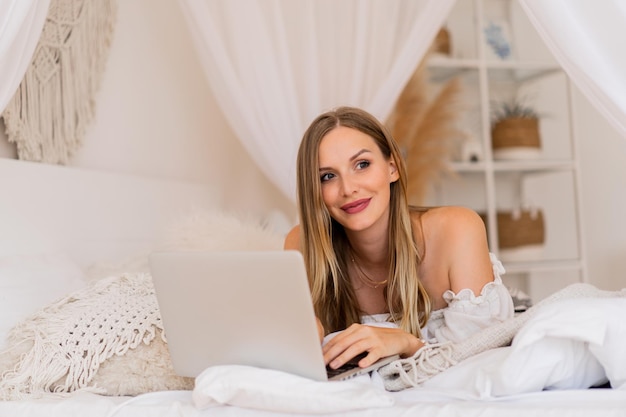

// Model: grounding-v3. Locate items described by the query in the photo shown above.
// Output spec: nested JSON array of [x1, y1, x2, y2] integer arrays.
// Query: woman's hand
[[322, 323, 424, 370]]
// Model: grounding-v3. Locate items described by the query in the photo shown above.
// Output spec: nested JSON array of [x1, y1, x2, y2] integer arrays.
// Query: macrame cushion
[[0, 273, 193, 399], [0, 209, 286, 399]]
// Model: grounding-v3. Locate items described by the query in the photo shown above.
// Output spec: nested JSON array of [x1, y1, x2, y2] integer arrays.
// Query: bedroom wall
[[0, 0, 297, 230], [573, 88, 626, 291]]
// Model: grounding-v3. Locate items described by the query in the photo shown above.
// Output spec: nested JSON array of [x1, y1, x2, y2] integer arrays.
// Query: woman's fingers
[[323, 324, 386, 369], [323, 324, 423, 369]]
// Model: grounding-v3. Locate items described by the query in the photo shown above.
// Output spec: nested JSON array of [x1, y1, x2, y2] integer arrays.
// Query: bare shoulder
[[416, 206, 485, 235], [411, 205, 489, 260], [419, 206, 493, 296], [284, 224, 301, 251]]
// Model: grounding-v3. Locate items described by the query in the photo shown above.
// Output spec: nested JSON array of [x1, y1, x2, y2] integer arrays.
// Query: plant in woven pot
[[490, 99, 541, 160]]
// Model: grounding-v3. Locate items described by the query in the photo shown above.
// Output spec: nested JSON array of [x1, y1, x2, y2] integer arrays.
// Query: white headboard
[[0, 158, 216, 268]]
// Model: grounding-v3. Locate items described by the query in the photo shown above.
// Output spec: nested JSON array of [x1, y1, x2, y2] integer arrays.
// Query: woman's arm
[[440, 206, 494, 295], [422, 206, 514, 343]]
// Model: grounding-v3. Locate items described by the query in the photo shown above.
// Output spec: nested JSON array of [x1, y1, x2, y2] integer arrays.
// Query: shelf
[[427, 58, 480, 82], [447, 161, 486, 172], [428, 57, 561, 83], [424, 0, 587, 300], [502, 259, 584, 275], [493, 159, 575, 172], [487, 66, 562, 83], [448, 159, 575, 173]]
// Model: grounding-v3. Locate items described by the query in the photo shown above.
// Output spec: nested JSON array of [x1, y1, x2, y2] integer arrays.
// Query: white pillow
[[193, 365, 394, 413], [0, 253, 86, 349]]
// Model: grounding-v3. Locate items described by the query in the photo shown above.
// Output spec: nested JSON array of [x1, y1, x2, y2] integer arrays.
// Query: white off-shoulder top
[[360, 253, 515, 344]]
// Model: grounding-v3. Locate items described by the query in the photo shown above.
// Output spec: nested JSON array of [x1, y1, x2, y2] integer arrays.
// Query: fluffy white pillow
[[0, 253, 86, 349]]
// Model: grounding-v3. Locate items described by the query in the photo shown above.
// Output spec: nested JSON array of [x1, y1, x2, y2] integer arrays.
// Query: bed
[[1, 158, 625, 417]]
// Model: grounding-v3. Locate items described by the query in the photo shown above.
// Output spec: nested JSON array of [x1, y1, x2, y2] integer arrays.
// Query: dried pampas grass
[[387, 57, 465, 205]]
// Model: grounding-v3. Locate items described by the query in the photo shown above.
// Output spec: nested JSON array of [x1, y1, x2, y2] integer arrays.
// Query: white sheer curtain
[[519, 0, 626, 139], [177, 0, 454, 201], [0, 0, 49, 113]]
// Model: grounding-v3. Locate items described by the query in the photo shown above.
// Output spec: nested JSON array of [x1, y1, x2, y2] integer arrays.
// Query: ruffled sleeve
[[423, 253, 515, 343]]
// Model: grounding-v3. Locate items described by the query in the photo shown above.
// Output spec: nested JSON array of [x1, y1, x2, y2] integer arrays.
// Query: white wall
[[574, 87, 626, 291], [0, 0, 296, 226]]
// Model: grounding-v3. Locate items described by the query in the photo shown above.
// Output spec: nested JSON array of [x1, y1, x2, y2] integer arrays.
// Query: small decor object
[[460, 135, 483, 163], [483, 19, 512, 60], [491, 100, 541, 160]]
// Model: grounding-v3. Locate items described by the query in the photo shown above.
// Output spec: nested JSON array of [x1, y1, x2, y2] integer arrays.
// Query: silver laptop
[[149, 250, 399, 381]]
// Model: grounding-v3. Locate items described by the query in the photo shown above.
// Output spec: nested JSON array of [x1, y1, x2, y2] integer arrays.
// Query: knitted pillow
[[0, 209, 286, 399], [0, 273, 192, 399]]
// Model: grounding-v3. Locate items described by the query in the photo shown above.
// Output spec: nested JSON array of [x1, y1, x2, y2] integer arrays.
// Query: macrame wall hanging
[[2, 0, 117, 164]]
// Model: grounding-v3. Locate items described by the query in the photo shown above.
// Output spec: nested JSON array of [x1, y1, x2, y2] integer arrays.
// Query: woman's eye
[[356, 160, 370, 170], [320, 172, 334, 182]]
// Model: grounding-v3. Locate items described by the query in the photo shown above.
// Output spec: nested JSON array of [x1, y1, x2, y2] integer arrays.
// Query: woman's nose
[[340, 175, 357, 196]]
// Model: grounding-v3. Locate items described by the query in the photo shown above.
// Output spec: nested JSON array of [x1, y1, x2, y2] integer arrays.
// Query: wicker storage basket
[[491, 117, 541, 151], [497, 209, 545, 249], [480, 209, 545, 249]]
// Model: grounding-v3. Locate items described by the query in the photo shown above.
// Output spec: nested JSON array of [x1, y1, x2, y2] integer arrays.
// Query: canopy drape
[[519, 0, 626, 139], [3, 0, 626, 200], [0, 0, 50, 113], [176, 0, 455, 201]]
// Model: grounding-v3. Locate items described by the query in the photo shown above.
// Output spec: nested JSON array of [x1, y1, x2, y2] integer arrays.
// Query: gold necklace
[[350, 252, 389, 289]]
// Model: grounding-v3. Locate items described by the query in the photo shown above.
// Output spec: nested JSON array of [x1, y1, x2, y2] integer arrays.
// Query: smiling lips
[[341, 198, 371, 214]]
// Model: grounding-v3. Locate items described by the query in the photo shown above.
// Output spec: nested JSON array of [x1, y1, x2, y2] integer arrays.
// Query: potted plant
[[490, 99, 541, 160]]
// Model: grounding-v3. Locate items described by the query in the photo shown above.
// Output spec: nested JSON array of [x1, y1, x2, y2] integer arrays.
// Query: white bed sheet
[[1, 388, 625, 417]]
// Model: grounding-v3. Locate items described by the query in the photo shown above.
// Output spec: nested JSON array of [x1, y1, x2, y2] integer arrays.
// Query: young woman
[[284, 106, 514, 372]]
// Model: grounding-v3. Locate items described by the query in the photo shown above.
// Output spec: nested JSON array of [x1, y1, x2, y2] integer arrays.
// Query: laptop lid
[[149, 250, 329, 381]]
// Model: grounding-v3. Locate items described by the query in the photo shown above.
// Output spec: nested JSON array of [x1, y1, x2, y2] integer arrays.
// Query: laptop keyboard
[[326, 352, 367, 379]]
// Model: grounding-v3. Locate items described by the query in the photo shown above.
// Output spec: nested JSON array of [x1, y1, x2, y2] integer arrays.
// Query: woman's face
[[318, 126, 399, 234]]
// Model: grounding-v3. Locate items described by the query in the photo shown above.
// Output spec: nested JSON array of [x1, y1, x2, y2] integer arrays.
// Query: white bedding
[[1, 385, 625, 417], [182, 296, 626, 415], [5, 294, 622, 417]]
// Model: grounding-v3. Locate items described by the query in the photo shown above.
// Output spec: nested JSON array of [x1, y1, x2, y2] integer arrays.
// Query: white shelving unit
[[424, 0, 587, 301]]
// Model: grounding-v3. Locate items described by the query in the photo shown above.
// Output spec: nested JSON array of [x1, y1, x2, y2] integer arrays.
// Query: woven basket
[[491, 117, 541, 150], [480, 209, 545, 249], [497, 210, 545, 249]]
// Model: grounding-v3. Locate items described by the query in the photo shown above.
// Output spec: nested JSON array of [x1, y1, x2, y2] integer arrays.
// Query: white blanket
[[417, 297, 626, 397], [192, 296, 626, 412]]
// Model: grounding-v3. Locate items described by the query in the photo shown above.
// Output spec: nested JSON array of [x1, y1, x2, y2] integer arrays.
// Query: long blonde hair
[[296, 106, 431, 337]]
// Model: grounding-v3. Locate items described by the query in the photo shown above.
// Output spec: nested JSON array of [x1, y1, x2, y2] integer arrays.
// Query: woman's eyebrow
[[319, 149, 372, 172], [350, 149, 371, 161]]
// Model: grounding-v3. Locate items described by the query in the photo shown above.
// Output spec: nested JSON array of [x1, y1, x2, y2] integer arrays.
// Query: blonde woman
[[284, 106, 514, 372]]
